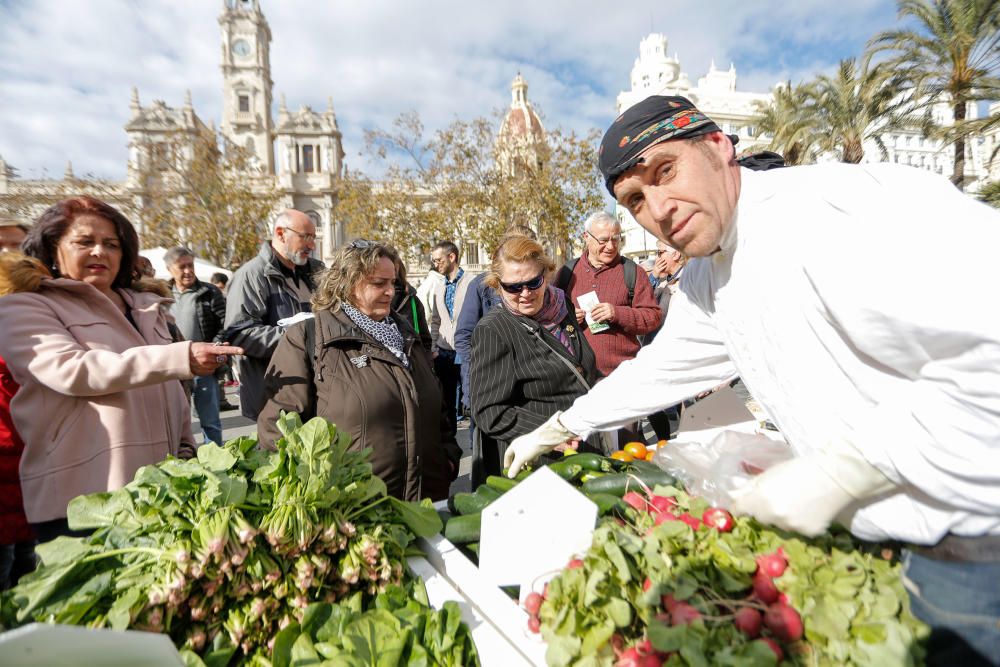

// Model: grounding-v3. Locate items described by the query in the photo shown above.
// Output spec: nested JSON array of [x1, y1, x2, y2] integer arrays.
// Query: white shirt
[[562, 163, 1000, 544]]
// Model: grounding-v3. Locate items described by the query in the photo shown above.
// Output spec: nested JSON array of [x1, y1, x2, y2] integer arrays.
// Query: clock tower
[[219, 0, 275, 174]]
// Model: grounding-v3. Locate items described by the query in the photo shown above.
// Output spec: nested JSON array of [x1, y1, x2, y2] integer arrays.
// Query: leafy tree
[[135, 128, 283, 268], [751, 82, 820, 165], [976, 178, 1000, 205], [336, 111, 603, 265], [809, 55, 908, 163], [870, 0, 1000, 186]]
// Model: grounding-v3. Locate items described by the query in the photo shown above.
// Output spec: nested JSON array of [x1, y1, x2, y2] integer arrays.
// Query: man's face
[[0, 226, 26, 253], [275, 213, 316, 266], [168, 256, 198, 290], [430, 248, 456, 275], [583, 220, 622, 267], [613, 132, 738, 257]]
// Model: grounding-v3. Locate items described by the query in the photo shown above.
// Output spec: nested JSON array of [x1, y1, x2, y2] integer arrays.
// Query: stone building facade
[[1, 0, 345, 262]]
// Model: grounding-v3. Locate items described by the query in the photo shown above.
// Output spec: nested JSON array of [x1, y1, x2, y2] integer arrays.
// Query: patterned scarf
[[504, 284, 574, 354], [341, 302, 409, 368]]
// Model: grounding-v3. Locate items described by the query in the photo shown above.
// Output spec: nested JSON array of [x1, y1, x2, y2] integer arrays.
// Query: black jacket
[[168, 279, 226, 343], [469, 304, 598, 445]]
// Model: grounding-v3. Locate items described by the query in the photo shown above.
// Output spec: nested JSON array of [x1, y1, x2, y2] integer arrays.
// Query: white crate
[[415, 532, 548, 666]]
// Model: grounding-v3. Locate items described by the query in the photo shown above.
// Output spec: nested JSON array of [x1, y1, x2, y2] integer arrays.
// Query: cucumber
[[444, 512, 481, 544], [627, 459, 665, 475], [584, 492, 625, 515], [580, 470, 678, 497], [452, 492, 486, 516], [485, 476, 518, 493], [570, 452, 617, 473]]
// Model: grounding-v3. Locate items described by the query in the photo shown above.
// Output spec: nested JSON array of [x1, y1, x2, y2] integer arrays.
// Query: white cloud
[[0, 0, 899, 180]]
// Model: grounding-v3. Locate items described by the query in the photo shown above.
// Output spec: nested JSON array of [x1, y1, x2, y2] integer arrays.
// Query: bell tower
[[218, 0, 275, 174]]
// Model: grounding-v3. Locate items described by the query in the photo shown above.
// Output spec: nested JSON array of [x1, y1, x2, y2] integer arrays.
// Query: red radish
[[661, 593, 679, 611], [702, 508, 735, 532], [764, 603, 803, 641], [527, 616, 540, 633], [654, 511, 679, 526], [611, 633, 625, 653], [758, 637, 784, 661], [670, 602, 701, 626], [756, 551, 788, 578], [634, 638, 653, 655], [524, 592, 543, 615], [615, 647, 642, 667], [567, 558, 584, 570], [650, 495, 677, 513], [678, 513, 702, 530], [636, 656, 662, 667], [752, 570, 779, 604], [778, 592, 789, 605], [733, 607, 762, 638], [643, 577, 653, 592], [623, 491, 648, 512]]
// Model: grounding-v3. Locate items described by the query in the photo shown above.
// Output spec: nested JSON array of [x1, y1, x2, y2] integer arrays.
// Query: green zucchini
[[569, 452, 617, 473], [546, 460, 584, 482], [580, 470, 678, 497], [627, 459, 665, 475], [474, 484, 503, 503], [444, 512, 481, 544], [485, 476, 518, 493], [584, 492, 625, 515], [452, 492, 485, 516]]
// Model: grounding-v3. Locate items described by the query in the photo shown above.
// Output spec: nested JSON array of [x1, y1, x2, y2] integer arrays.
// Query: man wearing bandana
[[505, 96, 1000, 664]]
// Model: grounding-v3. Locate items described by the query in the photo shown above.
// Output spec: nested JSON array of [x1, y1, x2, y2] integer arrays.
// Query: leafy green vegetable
[[2, 414, 477, 666]]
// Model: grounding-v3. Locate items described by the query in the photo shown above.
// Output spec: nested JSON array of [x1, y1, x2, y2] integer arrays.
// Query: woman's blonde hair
[[311, 241, 400, 313], [484, 237, 555, 290]]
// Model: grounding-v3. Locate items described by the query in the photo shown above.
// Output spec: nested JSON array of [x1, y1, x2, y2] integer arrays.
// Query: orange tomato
[[657, 439, 669, 448], [623, 442, 648, 460], [645, 450, 656, 462], [610, 450, 633, 462]]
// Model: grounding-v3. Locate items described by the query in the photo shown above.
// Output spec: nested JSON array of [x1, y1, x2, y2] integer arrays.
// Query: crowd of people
[[0, 92, 997, 664]]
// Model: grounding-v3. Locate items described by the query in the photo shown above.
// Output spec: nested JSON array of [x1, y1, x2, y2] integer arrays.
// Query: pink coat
[[0, 257, 195, 523]]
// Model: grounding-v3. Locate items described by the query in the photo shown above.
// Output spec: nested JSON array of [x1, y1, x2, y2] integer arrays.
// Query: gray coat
[[224, 241, 324, 418]]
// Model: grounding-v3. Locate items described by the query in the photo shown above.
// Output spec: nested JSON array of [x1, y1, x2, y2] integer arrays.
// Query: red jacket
[[0, 355, 33, 544]]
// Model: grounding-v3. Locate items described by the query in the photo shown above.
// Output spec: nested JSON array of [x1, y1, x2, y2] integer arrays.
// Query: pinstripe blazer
[[469, 304, 599, 445]]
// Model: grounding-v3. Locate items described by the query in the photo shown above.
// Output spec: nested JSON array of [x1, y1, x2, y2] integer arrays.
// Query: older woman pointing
[[0, 196, 242, 542], [257, 240, 460, 501]]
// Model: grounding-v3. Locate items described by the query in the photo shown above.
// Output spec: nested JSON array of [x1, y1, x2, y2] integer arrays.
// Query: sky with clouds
[[0, 0, 901, 181]]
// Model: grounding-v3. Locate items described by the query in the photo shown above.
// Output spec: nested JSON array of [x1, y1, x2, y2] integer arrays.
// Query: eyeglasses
[[349, 239, 374, 249], [499, 272, 545, 294], [284, 226, 317, 242], [585, 230, 623, 247]]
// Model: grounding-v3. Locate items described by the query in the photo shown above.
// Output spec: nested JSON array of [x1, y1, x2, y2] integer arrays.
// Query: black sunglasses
[[499, 272, 545, 294]]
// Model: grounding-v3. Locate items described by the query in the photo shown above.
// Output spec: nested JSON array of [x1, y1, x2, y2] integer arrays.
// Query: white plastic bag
[[653, 430, 793, 507]]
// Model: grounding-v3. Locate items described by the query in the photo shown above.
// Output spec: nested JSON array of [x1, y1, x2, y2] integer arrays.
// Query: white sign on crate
[[479, 466, 598, 588]]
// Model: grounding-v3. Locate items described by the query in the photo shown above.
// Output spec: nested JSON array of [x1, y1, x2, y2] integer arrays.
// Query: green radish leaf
[[387, 497, 442, 538], [197, 443, 238, 471]]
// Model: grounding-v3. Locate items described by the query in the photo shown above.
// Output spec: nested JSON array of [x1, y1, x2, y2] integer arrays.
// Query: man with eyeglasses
[[224, 209, 325, 419], [555, 211, 661, 379]]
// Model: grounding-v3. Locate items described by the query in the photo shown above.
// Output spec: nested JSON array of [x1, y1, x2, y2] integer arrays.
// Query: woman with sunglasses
[[256, 240, 461, 501], [468, 237, 602, 480]]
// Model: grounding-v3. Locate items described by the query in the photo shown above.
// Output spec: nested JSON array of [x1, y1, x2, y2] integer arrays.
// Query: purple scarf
[[504, 284, 574, 354]]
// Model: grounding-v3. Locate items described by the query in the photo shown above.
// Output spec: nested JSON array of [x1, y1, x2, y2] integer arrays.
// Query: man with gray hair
[[555, 211, 661, 379], [165, 246, 227, 445], [224, 209, 324, 419]]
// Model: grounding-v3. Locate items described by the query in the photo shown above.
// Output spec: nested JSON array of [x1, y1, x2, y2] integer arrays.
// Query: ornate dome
[[499, 73, 545, 145]]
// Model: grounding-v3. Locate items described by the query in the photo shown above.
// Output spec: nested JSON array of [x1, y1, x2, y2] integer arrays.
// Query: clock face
[[232, 39, 252, 57]]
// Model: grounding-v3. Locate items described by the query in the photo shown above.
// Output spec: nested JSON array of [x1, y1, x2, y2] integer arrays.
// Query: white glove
[[504, 411, 577, 478], [730, 451, 896, 537]]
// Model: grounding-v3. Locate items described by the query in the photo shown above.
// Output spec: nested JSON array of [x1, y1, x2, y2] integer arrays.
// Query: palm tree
[[809, 55, 908, 163], [870, 0, 1000, 187], [751, 82, 819, 165]]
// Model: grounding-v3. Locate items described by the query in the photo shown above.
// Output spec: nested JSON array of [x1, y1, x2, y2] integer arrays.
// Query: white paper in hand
[[277, 311, 315, 329], [479, 466, 598, 588]]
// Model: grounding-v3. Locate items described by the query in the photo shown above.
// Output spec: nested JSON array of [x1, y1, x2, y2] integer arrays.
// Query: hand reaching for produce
[[553, 438, 580, 454], [190, 342, 244, 376], [729, 450, 895, 536], [504, 410, 577, 477]]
